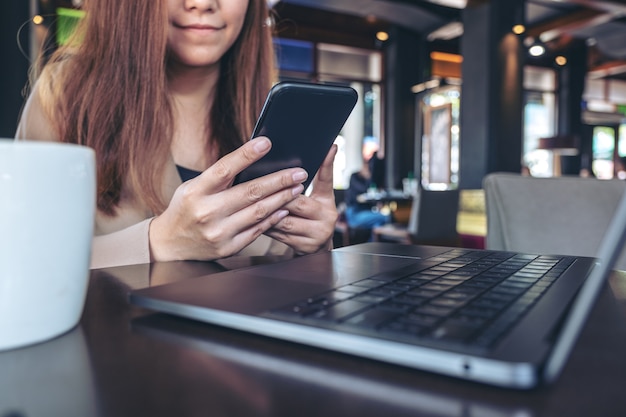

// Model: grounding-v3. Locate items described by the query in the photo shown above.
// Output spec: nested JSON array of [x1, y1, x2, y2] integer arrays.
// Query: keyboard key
[[460, 305, 500, 319], [368, 287, 405, 297], [352, 294, 388, 304], [421, 283, 454, 292], [400, 313, 440, 327], [397, 277, 432, 286], [377, 301, 414, 313], [448, 314, 487, 328], [416, 304, 456, 317], [462, 297, 506, 310], [408, 288, 441, 298], [391, 294, 429, 306], [430, 297, 467, 309], [351, 279, 385, 289], [343, 309, 399, 328], [379, 321, 428, 338]]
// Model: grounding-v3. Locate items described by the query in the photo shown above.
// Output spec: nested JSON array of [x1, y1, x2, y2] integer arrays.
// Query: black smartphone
[[234, 82, 358, 190]]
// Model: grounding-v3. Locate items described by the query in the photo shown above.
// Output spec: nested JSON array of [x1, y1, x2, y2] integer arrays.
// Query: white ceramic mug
[[0, 140, 96, 351]]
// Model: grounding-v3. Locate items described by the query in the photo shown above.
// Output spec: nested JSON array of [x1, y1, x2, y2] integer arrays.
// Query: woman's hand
[[264, 145, 339, 255], [148, 137, 308, 262]]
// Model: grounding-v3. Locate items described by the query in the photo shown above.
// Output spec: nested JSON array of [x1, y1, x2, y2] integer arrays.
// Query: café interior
[[2, 0, 626, 252], [2, 2, 626, 415]]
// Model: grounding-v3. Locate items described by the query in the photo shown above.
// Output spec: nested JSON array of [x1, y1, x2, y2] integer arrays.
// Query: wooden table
[[1, 256, 625, 417]]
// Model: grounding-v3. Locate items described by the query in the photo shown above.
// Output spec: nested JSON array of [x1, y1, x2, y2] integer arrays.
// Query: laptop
[[130, 190, 626, 389]]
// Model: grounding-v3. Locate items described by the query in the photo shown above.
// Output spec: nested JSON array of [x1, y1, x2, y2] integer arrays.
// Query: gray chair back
[[483, 172, 626, 270], [408, 188, 460, 245]]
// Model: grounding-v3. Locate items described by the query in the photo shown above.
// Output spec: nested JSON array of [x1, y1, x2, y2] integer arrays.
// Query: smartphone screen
[[234, 82, 358, 190]]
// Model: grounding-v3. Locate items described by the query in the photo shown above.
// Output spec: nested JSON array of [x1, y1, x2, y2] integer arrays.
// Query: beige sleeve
[[90, 218, 153, 269], [15, 81, 59, 142]]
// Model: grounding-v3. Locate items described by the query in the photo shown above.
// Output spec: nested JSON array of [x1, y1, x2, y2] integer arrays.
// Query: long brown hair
[[35, 0, 276, 215]]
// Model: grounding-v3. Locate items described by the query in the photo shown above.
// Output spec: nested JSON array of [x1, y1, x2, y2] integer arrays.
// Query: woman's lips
[[175, 22, 225, 31]]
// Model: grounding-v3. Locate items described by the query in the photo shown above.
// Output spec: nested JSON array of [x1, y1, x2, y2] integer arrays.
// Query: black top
[[176, 165, 202, 182]]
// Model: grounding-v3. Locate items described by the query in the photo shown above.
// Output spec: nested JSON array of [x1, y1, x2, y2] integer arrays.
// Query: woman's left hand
[[264, 145, 339, 254]]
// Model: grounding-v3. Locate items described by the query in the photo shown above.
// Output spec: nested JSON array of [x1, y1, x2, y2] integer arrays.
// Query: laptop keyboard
[[271, 249, 575, 349]]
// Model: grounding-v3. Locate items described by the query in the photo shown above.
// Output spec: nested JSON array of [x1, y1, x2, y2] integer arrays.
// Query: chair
[[483, 172, 626, 270], [373, 188, 461, 247]]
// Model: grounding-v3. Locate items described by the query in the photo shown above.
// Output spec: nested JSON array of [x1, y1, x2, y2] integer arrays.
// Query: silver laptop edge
[[132, 295, 537, 388]]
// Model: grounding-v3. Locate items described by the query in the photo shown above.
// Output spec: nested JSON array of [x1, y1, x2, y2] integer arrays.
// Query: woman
[[16, 0, 338, 269]]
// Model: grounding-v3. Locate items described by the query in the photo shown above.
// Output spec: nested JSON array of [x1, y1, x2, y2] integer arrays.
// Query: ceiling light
[[555, 56, 567, 66], [512, 24, 525, 35], [410, 78, 441, 94], [427, 22, 464, 41], [376, 31, 389, 42], [428, 0, 467, 8], [32, 15, 44, 25], [529, 44, 546, 57]]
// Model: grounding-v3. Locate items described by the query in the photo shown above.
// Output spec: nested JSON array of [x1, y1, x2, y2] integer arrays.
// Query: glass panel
[[592, 126, 615, 179], [584, 79, 606, 101], [619, 124, 626, 157], [318, 43, 382, 82], [420, 86, 461, 190], [333, 82, 382, 189], [524, 66, 556, 92], [523, 91, 556, 177], [608, 80, 626, 104], [617, 124, 626, 179]]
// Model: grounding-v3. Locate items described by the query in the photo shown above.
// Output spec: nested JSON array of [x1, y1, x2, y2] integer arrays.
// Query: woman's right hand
[[148, 137, 308, 262]]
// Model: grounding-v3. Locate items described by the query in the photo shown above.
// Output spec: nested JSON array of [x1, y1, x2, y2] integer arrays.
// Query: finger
[[279, 194, 316, 219], [224, 168, 307, 214], [229, 208, 291, 251], [309, 144, 338, 197], [225, 181, 305, 233], [265, 215, 331, 254], [195, 136, 273, 190]]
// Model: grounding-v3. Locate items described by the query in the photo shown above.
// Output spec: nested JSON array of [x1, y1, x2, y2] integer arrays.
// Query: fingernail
[[277, 209, 289, 219], [292, 170, 308, 182], [253, 137, 271, 153], [292, 184, 304, 195]]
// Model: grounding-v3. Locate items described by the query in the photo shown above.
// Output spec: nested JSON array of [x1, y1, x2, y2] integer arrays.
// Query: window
[[420, 86, 461, 190], [523, 66, 557, 177], [273, 38, 314, 74], [593, 126, 615, 179]]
